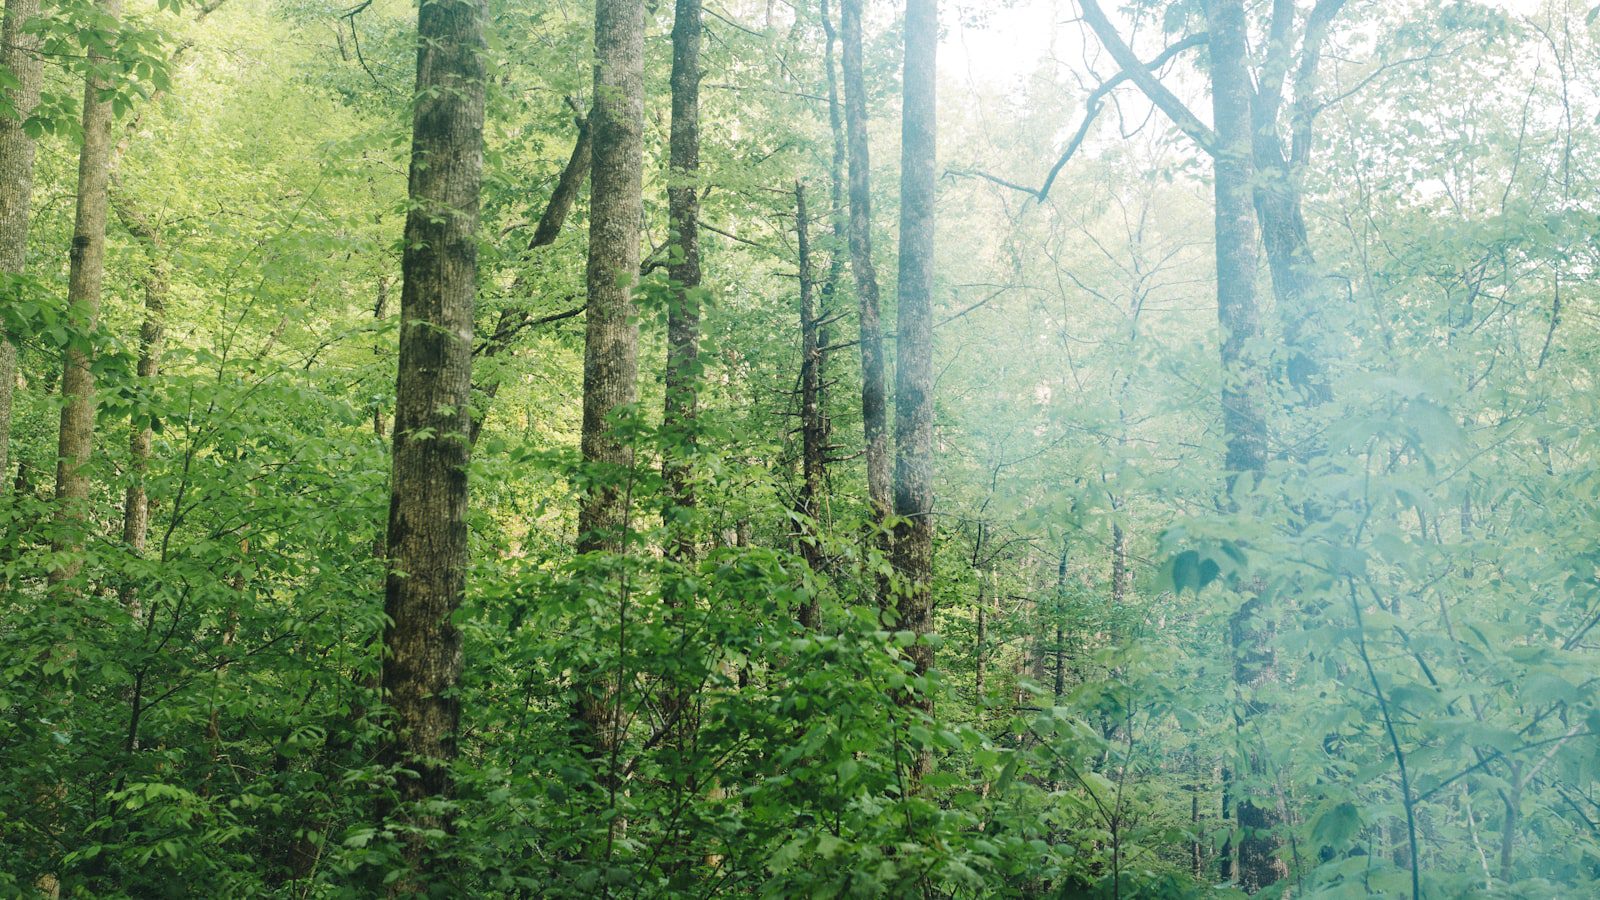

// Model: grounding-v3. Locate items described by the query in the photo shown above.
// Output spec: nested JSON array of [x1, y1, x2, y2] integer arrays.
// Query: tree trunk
[[816, 0, 844, 507], [0, 0, 42, 489], [839, 0, 889, 526], [112, 200, 166, 617], [378, 0, 486, 865], [1251, 0, 1345, 413], [890, 0, 937, 783], [661, 0, 703, 559], [1207, 1, 1280, 891], [1252, 156, 1324, 405], [973, 574, 987, 707], [795, 182, 825, 628], [819, 0, 846, 381], [50, 0, 122, 587], [1053, 544, 1068, 701], [1110, 520, 1129, 605], [578, 0, 644, 557], [575, 0, 645, 771], [373, 275, 389, 441]]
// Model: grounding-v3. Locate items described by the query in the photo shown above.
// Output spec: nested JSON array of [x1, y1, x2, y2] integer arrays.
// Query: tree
[[891, 0, 937, 776], [50, 0, 122, 586], [379, 0, 488, 864], [0, 0, 42, 488], [578, 0, 645, 557], [110, 198, 165, 616], [1252, 0, 1348, 411], [1077, 0, 1277, 887], [794, 180, 824, 627], [575, 0, 645, 769], [839, 0, 890, 530], [662, 0, 704, 558]]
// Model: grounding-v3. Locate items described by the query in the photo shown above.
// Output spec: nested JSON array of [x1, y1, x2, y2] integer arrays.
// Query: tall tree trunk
[[819, 0, 846, 381], [890, 0, 937, 782], [662, 0, 703, 559], [839, 0, 889, 527], [578, 0, 644, 557], [1207, 0, 1280, 891], [795, 181, 825, 628], [111, 200, 166, 617], [817, 0, 845, 506], [378, 0, 486, 866], [50, 0, 122, 587], [575, 0, 645, 769], [0, 0, 42, 489]]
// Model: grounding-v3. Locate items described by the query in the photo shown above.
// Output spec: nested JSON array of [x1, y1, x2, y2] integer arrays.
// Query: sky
[[943, 0, 1558, 91]]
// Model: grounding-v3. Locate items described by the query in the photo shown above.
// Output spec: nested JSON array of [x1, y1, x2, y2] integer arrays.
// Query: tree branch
[[952, 32, 1207, 202], [1077, 0, 1218, 157]]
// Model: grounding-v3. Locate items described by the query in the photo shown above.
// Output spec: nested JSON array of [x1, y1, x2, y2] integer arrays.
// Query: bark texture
[[0, 0, 42, 487], [577, 0, 645, 557], [51, 0, 122, 586], [380, 0, 487, 848], [891, 0, 937, 779], [1207, 3, 1267, 485], [839, 0, 890, 523], [575, 0, 645, 770], [1206, 1, 1281, 891], [661, 0, 703, 556]]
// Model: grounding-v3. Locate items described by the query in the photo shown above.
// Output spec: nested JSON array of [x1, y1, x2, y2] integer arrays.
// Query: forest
[[0, 0, 1597, 895]]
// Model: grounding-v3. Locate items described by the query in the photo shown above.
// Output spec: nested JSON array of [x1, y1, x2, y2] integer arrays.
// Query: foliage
[[2, 0, 1599, 896]]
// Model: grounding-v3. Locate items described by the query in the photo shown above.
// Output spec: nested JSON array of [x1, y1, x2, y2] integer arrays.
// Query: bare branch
[[1077, 0, 1218, 157]]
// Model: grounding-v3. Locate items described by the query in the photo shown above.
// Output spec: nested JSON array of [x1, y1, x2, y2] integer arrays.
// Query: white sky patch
[[943, 0, 1557, 91]]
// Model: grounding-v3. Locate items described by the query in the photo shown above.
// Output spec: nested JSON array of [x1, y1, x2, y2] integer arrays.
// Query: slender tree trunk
[[662, 0, 703, 559], [373, 275, 389, 441], [890, 0, 937, 782], [50, 0, 122, 586], [973, 574, 987, 706], [575, 0, 645, 769], [1499, 770, 1521, 881], [819, 0, 847, 381], [839, 0, 889, 527], [1110, 520, 1129, 605], [0, 0, 42, 489], [378, 0, 486, 866], [659, 4, 706, 866], [1053, 544, 1068, 701], [1207, 1, 1280, 892], [817, 0, 845, 517], [112, 200, 166, 617], [795, 182, 827, 629]]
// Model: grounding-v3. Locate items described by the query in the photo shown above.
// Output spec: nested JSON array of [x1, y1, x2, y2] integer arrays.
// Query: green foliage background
[[1, 0, 1598, 896]]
